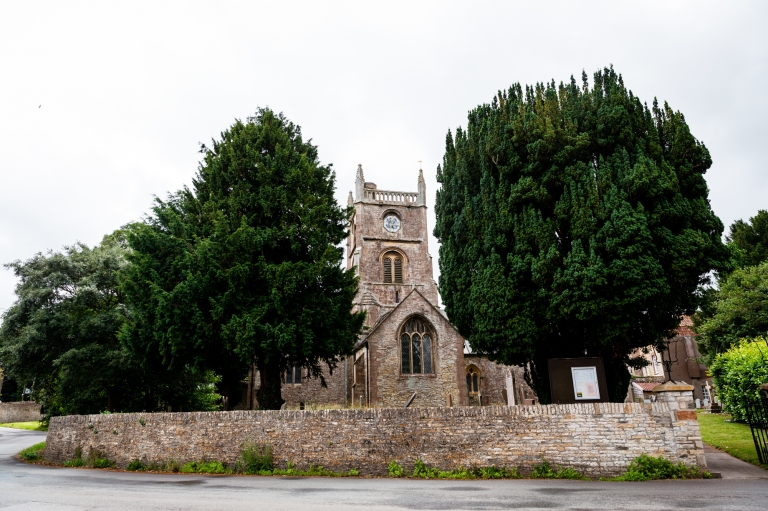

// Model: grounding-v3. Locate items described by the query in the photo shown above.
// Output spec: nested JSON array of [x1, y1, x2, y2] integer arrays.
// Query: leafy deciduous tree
[[434, 67, 728, 402], [695, 262, 768, 362], [0, 233, 216, 416]]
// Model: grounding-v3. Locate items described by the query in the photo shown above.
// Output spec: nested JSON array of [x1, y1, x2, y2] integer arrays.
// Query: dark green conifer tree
[[120, 109, 364, 410], [434, 67, 728, 402]]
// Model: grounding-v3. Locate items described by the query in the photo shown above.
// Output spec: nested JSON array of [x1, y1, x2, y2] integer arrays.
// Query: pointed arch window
[[383, 252, 403, 283], [400, 317, 434, 374], [466, 366, 480, 395]]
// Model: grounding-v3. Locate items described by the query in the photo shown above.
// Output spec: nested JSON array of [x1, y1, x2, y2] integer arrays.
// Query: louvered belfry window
[[400, 317, 434, 374], [382, 252, 403, 283], [394, 258, 402, 282]]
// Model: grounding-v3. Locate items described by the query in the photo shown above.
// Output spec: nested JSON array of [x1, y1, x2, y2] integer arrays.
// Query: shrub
[[19, 442, 46, 462], [388, 461, 404, 477], [181, 460, 229, 474], [126, 459, 147, 471], [92, 456, 115, 469], [608, 454, 700, 481], [531, 460, 587, 480], [197, 461, 227, 474], [710, 337, 768, 422], [235, 441, 273, 474]]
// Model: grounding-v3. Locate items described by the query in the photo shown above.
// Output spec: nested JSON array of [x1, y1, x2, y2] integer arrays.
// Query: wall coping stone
[[652, 381, 694, 392]]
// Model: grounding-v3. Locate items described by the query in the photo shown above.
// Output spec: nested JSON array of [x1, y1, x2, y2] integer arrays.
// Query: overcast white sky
[[1, 1, 767, 313]]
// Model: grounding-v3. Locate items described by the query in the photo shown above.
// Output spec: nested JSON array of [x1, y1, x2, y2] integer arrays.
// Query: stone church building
[[243, 165, 535, 410]]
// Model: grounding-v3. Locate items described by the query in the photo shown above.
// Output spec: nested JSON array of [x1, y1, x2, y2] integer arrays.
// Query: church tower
[[345, 164, 467, 408], [346, 164, 439, 327]]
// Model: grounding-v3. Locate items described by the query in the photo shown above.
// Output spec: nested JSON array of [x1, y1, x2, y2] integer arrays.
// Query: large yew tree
[[434, 68, 728, 402], [121, 109, 364, 410]]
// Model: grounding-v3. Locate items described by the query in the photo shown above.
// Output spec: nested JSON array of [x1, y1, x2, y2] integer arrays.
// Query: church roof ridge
[[356, 288, 462, 346]]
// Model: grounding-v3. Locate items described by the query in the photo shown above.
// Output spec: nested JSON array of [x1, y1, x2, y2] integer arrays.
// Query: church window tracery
[[400, 317, 434, 374]]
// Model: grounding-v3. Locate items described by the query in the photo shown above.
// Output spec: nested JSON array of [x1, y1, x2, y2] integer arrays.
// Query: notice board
[[547, 357, 609, 404]]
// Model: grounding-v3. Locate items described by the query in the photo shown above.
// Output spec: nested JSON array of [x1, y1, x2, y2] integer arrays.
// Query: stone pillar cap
[[652, 381, 694, 393]]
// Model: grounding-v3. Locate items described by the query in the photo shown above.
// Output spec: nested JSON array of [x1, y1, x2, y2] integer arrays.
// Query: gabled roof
[[354, 288, 463, 350]]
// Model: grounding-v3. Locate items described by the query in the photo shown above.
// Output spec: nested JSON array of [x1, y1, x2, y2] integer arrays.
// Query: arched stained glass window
[[400, 317, 434, 374]]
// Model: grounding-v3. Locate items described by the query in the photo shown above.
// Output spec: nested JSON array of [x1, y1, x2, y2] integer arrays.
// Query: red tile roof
[[634, 382, 661, 392], [676, 315, 695, 337]]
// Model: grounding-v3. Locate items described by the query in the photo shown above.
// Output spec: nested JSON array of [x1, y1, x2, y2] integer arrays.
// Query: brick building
[[242, 166, 533, 409], [628, 317, 714, 405]]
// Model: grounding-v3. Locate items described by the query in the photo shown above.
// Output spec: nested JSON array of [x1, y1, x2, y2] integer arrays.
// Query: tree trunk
[[526, 357, 552, 405], [257, 360, 284, 410], [603, 353, 631, 403], [247, 362, 255, 410]]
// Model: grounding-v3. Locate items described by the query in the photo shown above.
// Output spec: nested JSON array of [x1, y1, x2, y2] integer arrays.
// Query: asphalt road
[[1, 427, 766, 511]]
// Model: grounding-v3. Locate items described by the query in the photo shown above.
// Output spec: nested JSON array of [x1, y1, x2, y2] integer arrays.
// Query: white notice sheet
[[571, 366, 600, 400]]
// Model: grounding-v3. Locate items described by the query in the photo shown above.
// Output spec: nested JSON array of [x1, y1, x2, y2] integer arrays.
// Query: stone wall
[[281, 363, 349, 409], [45, 403, 706, 477], [0, 402, 41, 423]]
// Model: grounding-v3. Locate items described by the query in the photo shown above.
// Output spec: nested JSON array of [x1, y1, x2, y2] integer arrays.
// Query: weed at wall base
[[531, 460, 588, 480], [388, 461, 404, 477], [234, 440, 273, 474], [126, 460, 147, 471], [389, 459, 522, 479], [181, 461, 227, 474], [601, 454, 706, 481]]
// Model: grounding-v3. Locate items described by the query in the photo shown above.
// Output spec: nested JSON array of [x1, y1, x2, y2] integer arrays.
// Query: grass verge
[[18, 442, 46, 462], [0, 421, 47, 431], [697, 411, 768, 469]]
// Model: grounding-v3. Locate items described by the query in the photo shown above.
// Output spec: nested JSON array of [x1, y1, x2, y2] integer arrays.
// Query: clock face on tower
[[383, 214, 401, 233]]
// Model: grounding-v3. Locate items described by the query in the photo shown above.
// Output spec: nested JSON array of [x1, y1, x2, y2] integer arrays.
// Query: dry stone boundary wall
[[0, 402, 41, 423], [45, 403, 706, 477]]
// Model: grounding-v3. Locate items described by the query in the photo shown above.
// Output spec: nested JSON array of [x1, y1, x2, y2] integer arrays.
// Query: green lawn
[[697, 411, 767, 469], [0, 421, 47, 431]]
